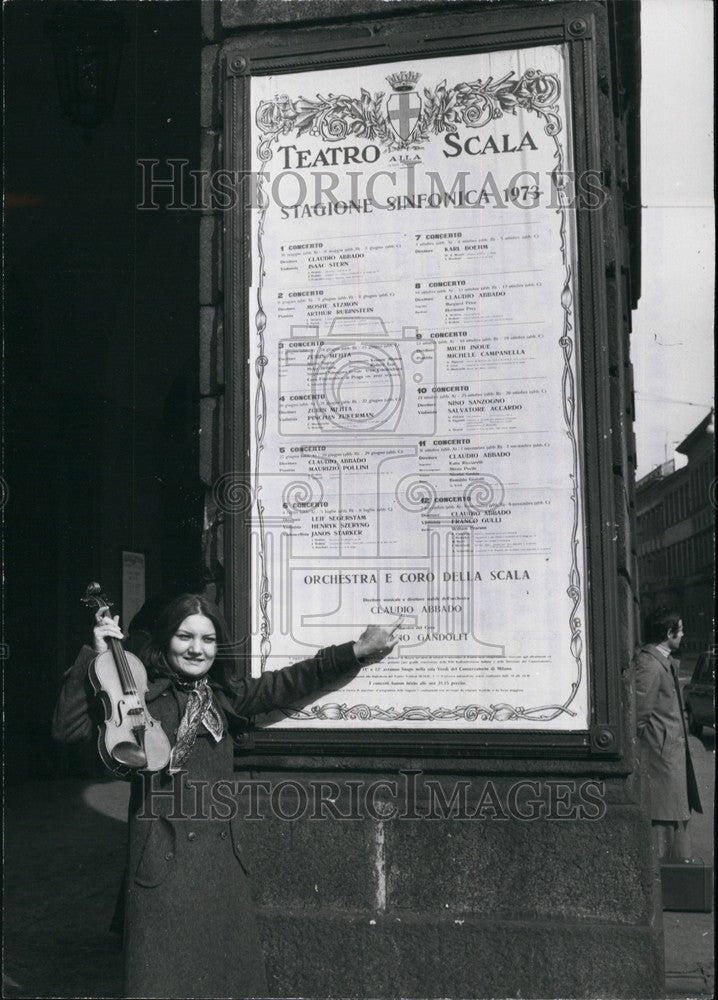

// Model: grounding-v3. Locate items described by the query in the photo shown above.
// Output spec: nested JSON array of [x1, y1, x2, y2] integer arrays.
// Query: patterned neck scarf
[[168, 676, 224, 773]]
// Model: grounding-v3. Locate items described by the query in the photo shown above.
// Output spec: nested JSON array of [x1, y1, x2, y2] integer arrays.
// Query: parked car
[[683, 650, 716, 737]]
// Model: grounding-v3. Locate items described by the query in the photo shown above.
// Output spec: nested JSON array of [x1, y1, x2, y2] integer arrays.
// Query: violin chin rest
[[112, 742, 148, 768]]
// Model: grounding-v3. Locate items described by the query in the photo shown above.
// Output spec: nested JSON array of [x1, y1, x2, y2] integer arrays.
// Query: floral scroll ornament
[[284, 701, 577, 722], [255, 68, 562, 157]]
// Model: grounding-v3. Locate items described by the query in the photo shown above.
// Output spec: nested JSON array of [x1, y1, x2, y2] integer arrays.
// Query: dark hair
[[644, 606, 682, 644], [128, 592, 175, 633], [143, 594, 238, 687]]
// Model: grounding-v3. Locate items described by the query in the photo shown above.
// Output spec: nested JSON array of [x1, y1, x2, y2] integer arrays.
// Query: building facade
[[5, 1, 677, 996], [636, 411, 716, 655]]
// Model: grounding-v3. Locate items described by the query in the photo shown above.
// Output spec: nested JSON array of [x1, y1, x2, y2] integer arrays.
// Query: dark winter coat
[[633, 643, 702, 822], [52, 642, 360, 999]]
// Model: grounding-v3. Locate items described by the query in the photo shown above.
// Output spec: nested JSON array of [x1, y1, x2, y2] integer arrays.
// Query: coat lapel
[[145, 677, 173, 703], [642, 644, 672, 673]]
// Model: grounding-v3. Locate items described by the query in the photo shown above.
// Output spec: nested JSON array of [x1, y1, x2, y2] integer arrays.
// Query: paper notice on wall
[[244, 44, 590, 730]]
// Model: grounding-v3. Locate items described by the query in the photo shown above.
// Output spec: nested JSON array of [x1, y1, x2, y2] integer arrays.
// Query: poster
[[248, 44, 590, 730]]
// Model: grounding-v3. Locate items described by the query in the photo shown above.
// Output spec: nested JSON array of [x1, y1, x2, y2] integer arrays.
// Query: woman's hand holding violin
[[93, 614, 124, 654], [353, 620, 402, 666]]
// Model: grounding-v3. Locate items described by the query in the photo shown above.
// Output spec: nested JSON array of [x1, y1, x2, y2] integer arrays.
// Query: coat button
[[220, 831, 228, 839], [187, 831, 196, 841], [235, 843, 242, 851], [165, 851, 174, 860], [184, 779, 192, 788]]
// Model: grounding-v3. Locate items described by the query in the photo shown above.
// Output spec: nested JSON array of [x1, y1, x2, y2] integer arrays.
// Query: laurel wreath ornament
[[255, 69, 561, 158]]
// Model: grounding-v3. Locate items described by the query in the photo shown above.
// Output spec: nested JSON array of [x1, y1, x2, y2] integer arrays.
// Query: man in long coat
[[634, 606, 702, 860]]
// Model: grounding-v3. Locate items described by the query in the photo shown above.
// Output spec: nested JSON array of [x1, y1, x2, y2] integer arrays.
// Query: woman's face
[[167, 614, 217, 679]]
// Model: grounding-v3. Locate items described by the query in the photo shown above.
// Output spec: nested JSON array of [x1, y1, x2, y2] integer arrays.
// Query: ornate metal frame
[[220, 2, 627, 769]]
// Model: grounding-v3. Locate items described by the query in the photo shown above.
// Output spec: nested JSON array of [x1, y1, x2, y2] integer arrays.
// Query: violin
[[82, 582, 171, 774]]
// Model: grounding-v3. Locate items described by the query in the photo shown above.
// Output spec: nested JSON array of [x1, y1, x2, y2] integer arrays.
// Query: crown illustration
[[386, 70, 420, 92]]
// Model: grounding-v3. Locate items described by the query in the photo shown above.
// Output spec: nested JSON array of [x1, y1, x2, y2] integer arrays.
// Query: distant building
[[636, 411, 716, 654]]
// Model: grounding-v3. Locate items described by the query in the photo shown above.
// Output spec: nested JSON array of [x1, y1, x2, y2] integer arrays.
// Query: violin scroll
[[82, 582, 113, 624]]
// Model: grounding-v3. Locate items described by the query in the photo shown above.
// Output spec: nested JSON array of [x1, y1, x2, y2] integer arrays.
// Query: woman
[[53, 593, 399, 999]]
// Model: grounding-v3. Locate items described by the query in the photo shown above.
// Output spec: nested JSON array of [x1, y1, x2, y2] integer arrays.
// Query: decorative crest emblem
[[386, 71, 422, 141], [386, 70, 420, 92]]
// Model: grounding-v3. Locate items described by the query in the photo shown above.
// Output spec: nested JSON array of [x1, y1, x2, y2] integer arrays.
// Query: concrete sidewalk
[[663, 729, 715, 999], [3, 779, 127, 998], [3, 755, 714, 999]]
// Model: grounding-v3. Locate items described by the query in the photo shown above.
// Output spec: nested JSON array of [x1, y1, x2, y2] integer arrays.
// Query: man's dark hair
[[644, 606, 682, 644]]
